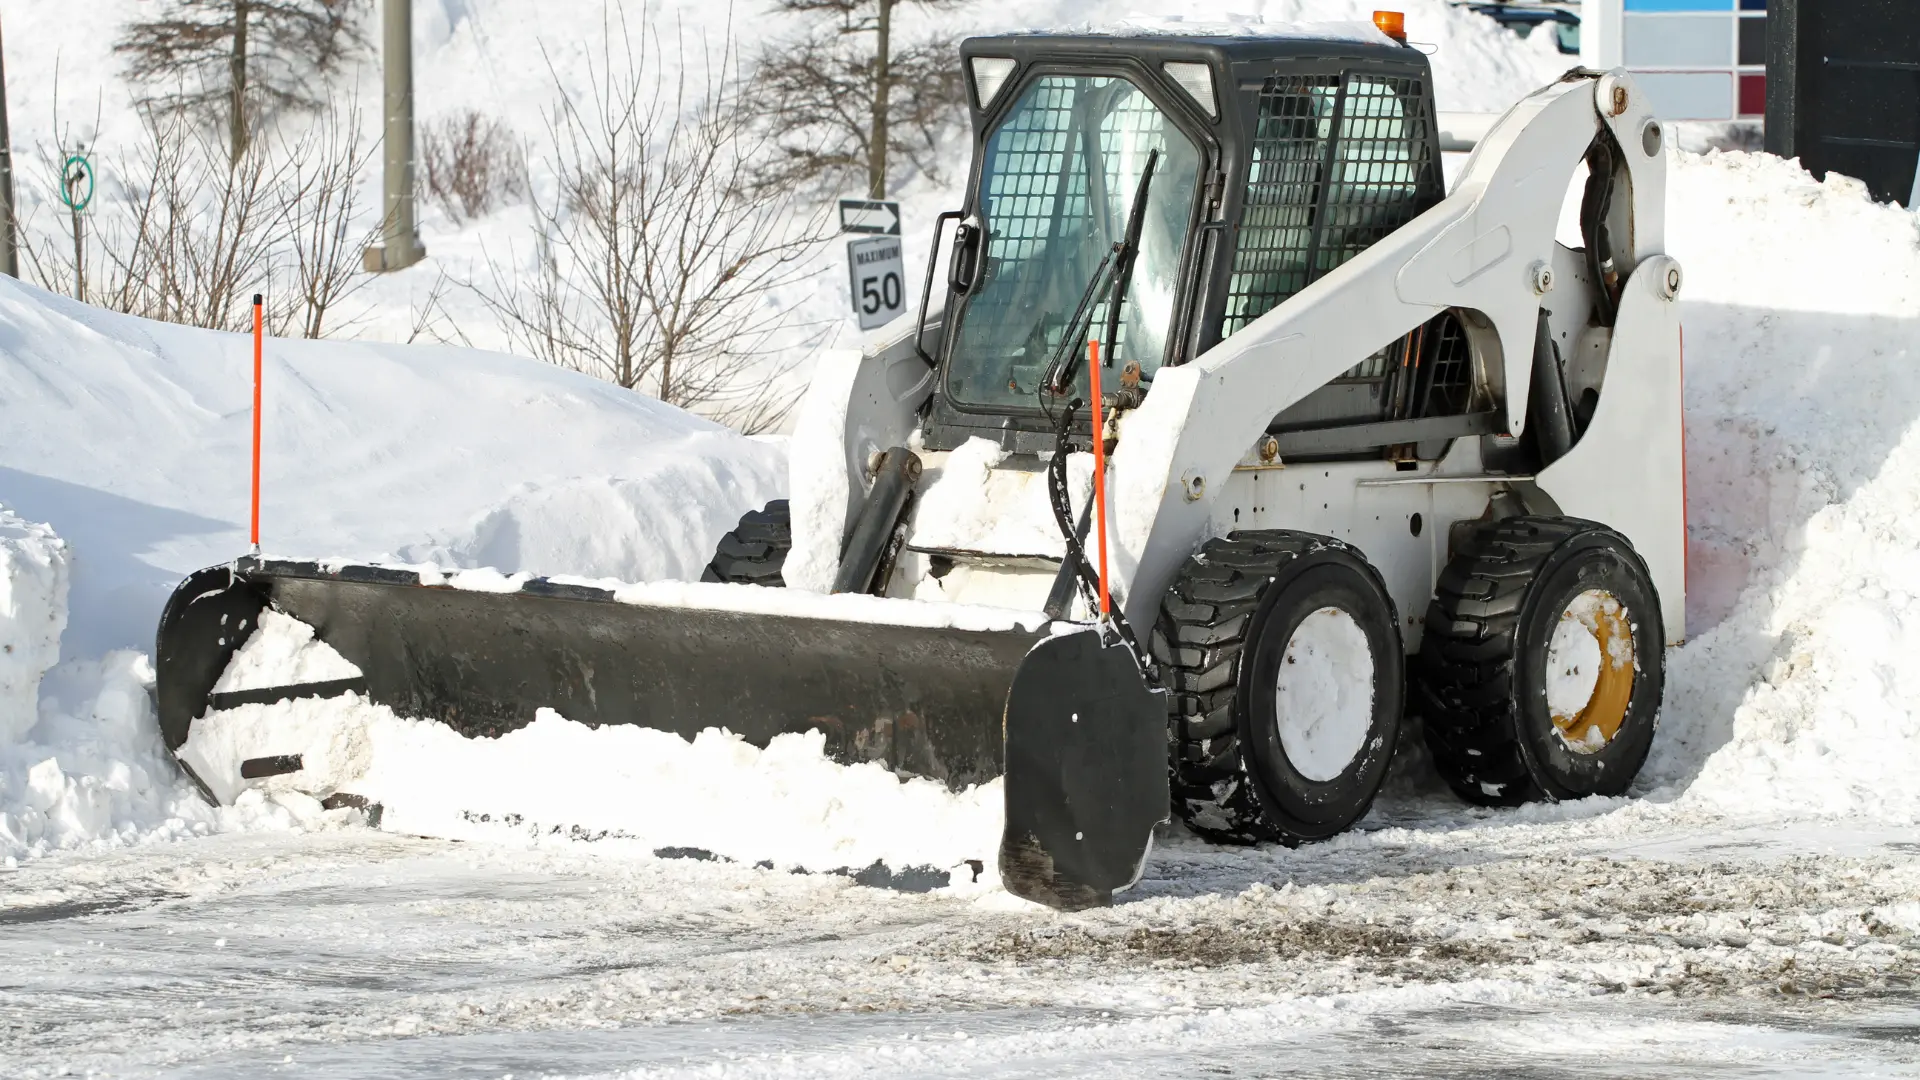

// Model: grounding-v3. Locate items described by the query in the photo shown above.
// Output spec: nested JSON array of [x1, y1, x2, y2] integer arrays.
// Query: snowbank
[[0, 266, 783, 862], [1649, 152, 1920, 821], [0, 276, 785, 658], [0, 510, 356, 862], [0, 507, 67, 743]]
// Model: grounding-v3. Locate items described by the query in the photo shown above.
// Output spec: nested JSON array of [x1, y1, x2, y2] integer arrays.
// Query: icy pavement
[[6, 806, 1920, 1079]]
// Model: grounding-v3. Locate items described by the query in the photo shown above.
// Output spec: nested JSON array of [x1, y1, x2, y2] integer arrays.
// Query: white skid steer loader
[[155, 22, 1684, 910]]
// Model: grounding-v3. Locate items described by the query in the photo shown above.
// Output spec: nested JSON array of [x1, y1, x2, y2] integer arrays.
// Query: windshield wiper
[[1044, 148, 1160, 396]]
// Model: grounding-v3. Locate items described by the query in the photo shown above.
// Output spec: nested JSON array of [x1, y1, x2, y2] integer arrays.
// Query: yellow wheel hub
[[1545, 589, 1635, 754]]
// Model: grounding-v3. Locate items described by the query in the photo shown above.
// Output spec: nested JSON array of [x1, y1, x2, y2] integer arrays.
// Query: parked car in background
[[1457, 1, 1581, 55]]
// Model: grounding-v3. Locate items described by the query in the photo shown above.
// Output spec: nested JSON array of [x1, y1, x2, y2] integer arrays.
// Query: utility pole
[[0, 13, 16, 278], [365, 0, 424, 271]]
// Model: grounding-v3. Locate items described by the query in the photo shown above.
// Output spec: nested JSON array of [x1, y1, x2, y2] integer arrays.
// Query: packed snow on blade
[[174, 588, 1014, 892]]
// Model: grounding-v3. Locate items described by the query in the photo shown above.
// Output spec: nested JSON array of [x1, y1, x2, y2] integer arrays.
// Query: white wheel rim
[[1274, 606, 1376, 782], [1546, 589, 1637, 754]]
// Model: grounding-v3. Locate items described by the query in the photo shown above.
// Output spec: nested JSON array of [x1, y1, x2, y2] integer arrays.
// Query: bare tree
[[23, 100, 375, 340], [479, 12, 832, 432], [749, 0, 968, 198], [115, 0, 366, 163], [278, 106, 379, 338], [422, 110, 529, 224]]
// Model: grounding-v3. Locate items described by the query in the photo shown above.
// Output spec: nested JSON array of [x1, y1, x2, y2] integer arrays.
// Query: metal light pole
[[0, 13, 17, 278], [365, 0, 424, 271]]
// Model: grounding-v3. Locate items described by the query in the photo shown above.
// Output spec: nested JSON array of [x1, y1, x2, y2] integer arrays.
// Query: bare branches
[[116, 0, 367, 159], [478, 13, 832, 432], [421, 110, 529, 224], [747, 0, 969, 198], [406, 269, 472, 346], [22, 100, 375, 340], [278, 105, 379, 338]]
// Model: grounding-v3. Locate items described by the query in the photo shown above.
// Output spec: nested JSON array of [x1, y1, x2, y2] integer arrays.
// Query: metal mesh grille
[[975, 77, 1081, 305], [1223, 72, 1439, 339], [971, 76, 1173, 366], [1412, 311, 1473, 417], [1222, 74, 1338, 335], [1377, 310, 1474, 423]]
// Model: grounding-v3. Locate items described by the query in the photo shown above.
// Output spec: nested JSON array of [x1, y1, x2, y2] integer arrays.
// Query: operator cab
[[920, 29, 1459, 458]]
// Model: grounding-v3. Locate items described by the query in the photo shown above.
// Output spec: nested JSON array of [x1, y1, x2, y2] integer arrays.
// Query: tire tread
[[1154, 530, 1368, 844], [1414, 516, 1595, 806], [700, 501, 792, 586]]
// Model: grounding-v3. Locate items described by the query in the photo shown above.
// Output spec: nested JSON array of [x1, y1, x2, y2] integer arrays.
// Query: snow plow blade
[[153, 559, 1166, 908]]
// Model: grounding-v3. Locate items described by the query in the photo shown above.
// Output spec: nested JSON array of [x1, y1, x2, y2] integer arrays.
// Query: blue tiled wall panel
[[1637, 71, 1735, 120], [1625, 13, 1736, 66], [1624, 0, 1734, 10]]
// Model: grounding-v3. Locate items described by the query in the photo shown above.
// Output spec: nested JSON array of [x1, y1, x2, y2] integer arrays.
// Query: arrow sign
[[839, 198, 901, 236]]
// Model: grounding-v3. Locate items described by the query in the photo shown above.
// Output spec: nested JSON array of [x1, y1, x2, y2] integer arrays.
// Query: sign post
[[59, 152, 91, 301], [846, 235, 906, 331]]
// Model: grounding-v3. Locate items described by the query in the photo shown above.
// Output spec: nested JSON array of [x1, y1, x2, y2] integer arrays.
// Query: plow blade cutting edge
[[154, 559, 1168, 908]]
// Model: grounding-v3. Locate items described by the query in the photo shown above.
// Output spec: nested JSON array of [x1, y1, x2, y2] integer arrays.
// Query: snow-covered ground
[[4, 0, 1920, 1075], [7, 821, 1920, 1078]]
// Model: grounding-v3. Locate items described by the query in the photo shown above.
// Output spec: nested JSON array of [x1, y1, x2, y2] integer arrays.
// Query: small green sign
[[59, 154, 93, 212]]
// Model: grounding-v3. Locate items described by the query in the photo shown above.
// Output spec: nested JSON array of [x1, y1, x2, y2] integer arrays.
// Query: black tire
[[700, 501, 791, 586], [1154, 532, 1405, 844], [1416, 516, 1665, 806]]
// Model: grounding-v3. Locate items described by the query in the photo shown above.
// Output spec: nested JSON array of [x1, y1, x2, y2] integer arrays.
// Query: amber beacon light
[[1373, 10, 1407, 43]]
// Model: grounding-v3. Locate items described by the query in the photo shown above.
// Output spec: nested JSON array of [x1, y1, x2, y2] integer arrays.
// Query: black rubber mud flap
[[999, 629, 1168, 911]]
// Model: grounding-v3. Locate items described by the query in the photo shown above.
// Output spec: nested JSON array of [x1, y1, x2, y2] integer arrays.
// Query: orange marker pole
[[251, 293, 262, 554], [1088, 339, 1111, 621]]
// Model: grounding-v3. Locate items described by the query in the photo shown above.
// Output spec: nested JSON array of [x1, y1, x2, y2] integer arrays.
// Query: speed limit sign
[[846, 235, 906, 331]]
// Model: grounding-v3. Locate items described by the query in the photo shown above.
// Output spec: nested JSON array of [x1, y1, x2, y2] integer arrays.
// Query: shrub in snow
[[421, 109, 529, 223]]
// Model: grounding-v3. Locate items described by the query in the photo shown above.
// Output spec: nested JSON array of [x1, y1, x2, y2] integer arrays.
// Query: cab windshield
[[946, 74, 1202, 411]]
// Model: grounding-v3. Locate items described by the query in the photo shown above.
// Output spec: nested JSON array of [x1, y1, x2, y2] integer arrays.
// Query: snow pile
[[182, 607, 1004, 883], [0, 269, 781, 860], [396, 468, 782, 586], [3, 654, 197, 862], [210, 610, 363, 694], [363, 715, 1003, 884], [909, 437, 1093, 558], [0, 515, 357, 862], [0, 507, 190, 861], [1647, 152, 1920, 821], [0, 507, 67, 743], [0, 276, 784, 658]]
